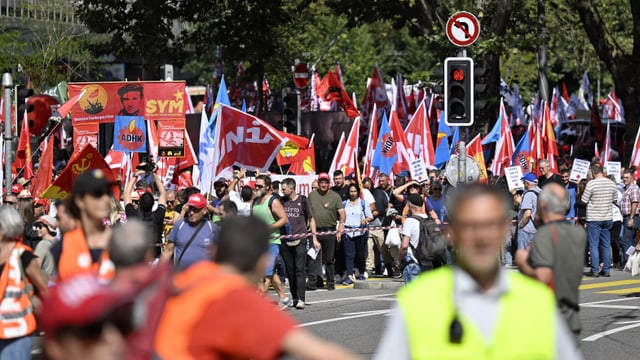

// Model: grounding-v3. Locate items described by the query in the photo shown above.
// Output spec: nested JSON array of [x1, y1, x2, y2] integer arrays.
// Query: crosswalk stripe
[[579, 280, 640, 290], [596, 287, 640, 295]]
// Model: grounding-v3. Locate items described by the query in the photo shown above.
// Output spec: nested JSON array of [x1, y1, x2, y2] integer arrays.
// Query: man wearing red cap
[[162, 193, 218, 270]]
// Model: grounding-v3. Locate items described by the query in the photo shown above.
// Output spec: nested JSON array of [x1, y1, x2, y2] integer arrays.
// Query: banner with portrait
[[68, 81, 186, 124], [157, 119, 185, 157]]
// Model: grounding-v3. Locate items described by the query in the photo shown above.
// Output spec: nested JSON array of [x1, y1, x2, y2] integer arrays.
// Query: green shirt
[[308, 190, 343, 228], [252, 195, 281, 245]]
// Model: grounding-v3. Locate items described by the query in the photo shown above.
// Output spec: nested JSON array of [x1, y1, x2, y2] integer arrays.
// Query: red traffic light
[[452, 69, 465, 81]]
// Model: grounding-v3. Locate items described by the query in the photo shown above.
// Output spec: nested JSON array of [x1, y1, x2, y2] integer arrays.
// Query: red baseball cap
[[11, 184, 23, 195], [38, 275, 135, 336], [186, 193, 207, 209], [317, 172, 330, 181], [34, 197, 48, 207]]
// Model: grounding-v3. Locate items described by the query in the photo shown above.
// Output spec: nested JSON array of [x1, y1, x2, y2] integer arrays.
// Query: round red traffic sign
[[446, 11, 480, 47], [293, 62, 309, 89]]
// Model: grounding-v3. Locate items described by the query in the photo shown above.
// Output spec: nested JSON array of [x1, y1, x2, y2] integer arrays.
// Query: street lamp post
[[2, 73, 13, 197]]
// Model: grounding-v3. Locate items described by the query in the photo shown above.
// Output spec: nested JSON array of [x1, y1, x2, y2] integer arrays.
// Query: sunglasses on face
[[88, 188, 112, 198], [167, 200, 176, 204], [4, 201, 15, 205], [255, 184, 264, 189], [132, 200, 139, 205]]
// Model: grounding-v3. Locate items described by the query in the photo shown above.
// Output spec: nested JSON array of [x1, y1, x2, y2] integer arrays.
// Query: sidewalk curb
[[354, 280, 404, 290]]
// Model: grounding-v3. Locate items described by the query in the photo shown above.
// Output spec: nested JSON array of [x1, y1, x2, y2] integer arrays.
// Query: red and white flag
[[629, 127, 640, 168], [210, 104, 287, 182], [361, 65, 390, 130], [541, 101, 559, 173], [57, 89, 87, 119], [530, 113, 544, 175], [389, 111, 413, 175], [489, 102, 515, 177], [405, 99, 435, 167], [147, 119, 159, 160], [329, 132, 346, 177], [332, 119, 360, 177], [601, 120, 612, 165]]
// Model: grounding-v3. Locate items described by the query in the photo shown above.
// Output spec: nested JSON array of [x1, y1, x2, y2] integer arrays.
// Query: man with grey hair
[[109, 219, 156, 270], [516, 183, 587, 342], [537, 159, 564, 188]]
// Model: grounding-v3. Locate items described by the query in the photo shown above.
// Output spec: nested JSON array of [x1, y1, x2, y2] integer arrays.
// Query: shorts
[[264, 243, 280, 276]]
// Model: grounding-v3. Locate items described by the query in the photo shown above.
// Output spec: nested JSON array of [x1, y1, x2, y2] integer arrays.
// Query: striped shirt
[[582, 177, 618, 221]]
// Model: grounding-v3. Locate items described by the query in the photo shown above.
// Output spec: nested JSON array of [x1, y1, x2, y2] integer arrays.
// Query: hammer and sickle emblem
[[72, 158, 92, 174]]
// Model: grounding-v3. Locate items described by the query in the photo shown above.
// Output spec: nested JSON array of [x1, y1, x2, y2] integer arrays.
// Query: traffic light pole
[[2, 73, 12, 196], [457, 49, 468, 186], [295, 89, 301, 136]]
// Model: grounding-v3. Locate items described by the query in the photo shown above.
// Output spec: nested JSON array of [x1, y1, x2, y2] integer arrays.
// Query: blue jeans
[[587, 220, 613, 274], [517, 230, 535, 249], [0, 336, 32, 360], [621, 216, 640, 264], [403, 262, 421, 284], [343, 234, 368, 276]]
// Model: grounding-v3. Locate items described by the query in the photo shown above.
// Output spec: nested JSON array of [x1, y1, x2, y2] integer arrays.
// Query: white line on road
[[309, 293, 395, 305], [582, 321, 640, 342], [580, 297, 640, 306], [581, 304, 640, 310], [298, 309, 392, 328]]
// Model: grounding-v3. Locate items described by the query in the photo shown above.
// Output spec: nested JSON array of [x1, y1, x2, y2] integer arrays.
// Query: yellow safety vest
[[397, 267, 556, 360]]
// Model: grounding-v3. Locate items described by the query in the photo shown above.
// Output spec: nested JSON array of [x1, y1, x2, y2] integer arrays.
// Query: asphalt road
[[284, 269, 640, 360]]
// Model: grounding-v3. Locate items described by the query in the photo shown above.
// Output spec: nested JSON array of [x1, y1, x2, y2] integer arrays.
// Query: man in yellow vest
[[374, 184, 583, 360]]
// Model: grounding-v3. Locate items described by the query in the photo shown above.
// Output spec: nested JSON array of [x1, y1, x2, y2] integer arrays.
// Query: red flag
[[489, 101, 515, 177], [41, 145, 120, 200], [175, 129, 197, 172], [332, 119, 360, 176], [276, 132, 312, 166], [562, 83, 570, 102], [211, 104, 287, 176], [14, 111, 33, 179], [594, 142, 600, 162], [316, 71, 360, 119], [467, 134, 489, 183], [362, 105, 379, 180], [30, 135, 54, 197], [57, 89, 86, 119], [147, 119, 159, 159], [591, 98, 605, 142], [405, 100, 435, 167], [289, 138, 316, 175], [542, 102, 559, 173], [329, 132, 346, 177], [361, 65, 390, 128], [388, 111, 413, 174], [629, 127, 640, 168], [530, 115, 544, 176], [602, 120, 612, 165], [394, 75, 409, 125]]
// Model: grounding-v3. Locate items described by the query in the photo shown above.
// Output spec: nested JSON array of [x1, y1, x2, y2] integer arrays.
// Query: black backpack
[[409, 215, 447, 268]]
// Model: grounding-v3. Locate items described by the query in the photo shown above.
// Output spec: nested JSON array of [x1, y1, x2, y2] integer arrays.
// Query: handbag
[[385, 228, 401, 247]]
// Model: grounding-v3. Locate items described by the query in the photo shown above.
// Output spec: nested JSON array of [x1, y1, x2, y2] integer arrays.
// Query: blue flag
[[241, 98, 247, 112], [512, 125, 531, 174], [371, 112, 396, 175], [113, 116, 146, 153], [434, 112, 451, 168], [215, 74, 231, 106], [449, 126, 460, 156], [482, 110, 504, 145]]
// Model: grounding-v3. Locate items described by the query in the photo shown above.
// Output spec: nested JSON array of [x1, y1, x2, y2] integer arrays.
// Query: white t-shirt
[[401, 214, 428, 262], [229, 191, 251, 216], [362, 188, 375, 206]]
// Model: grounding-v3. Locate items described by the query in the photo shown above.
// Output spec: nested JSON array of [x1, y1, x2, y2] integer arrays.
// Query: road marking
[[581, 297, 640, 306], [298, 309, 392, 328], [309, 293, 395, 305], [579, 280, 640, 290], [582, 321, 640, 342], [581, 304, 640, 310], [597, 286, 640, 295]]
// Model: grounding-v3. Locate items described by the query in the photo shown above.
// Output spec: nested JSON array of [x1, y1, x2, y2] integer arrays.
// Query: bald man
[[516, 183, 587, 343]]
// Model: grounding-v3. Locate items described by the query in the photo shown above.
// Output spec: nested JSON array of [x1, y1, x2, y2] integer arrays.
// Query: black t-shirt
[[332, 186, 349, 202], [0, 249, 36, 275], [370, 188, 390, 222], [538, 173, 564, 189], [125, 204, 167, 245]]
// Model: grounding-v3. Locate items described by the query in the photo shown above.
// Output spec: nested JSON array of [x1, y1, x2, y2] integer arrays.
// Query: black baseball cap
[[72, 169, 116, 196]]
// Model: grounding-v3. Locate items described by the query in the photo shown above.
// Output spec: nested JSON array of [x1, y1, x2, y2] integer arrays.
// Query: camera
[[136, 160, 157, 173]]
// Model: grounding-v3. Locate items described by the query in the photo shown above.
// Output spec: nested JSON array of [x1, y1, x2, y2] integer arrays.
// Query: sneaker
[[343, 277, 354, 285], [598, 271, 611, 277], [279, 297, 293, 309], [584, 271, 599, 278], [296, 300, 305, 309], [357, 275, 366, 281]]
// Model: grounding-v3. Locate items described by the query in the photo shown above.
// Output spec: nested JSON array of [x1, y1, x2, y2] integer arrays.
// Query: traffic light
[[444, 57, 474, 126], [431, 67, 445, 110], [474, 64, 489, 114], [282, 90, 300, 134], [16, 85, 34, 133]]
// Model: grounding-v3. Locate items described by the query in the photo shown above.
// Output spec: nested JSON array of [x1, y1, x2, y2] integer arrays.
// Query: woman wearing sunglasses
[[52, 170, 117, 283]]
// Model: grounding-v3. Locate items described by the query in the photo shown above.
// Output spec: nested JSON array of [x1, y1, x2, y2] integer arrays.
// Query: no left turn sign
[[446, 11, 480, 47]]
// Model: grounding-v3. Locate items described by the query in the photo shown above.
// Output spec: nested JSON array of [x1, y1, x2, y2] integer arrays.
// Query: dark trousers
[[343, 234, 368, 276], [308, 233, 337, 287], [280, 240, 307, 302], [611, 220, 622, 265]]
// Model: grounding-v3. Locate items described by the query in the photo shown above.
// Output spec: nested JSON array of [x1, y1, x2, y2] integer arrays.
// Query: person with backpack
[[341, 184, 374, 285], [280, 178, 319, 309], [399, 194, 445, 283], [517, 173, 541, 249], [252, 175, 291, 308]]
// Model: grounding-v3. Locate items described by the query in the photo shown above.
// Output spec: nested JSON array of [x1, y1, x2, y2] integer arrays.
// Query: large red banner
[[68, 81, 186, 124]]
